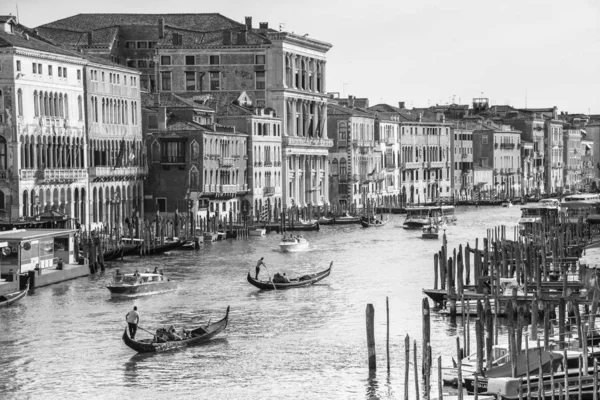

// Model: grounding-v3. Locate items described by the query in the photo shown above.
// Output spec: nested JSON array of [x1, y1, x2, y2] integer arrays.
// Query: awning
[[587, 214, 600, 224]]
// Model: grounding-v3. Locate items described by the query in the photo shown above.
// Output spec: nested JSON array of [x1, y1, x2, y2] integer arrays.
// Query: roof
[[0, 15, 17, 23], [328, 103, 374, 118], [141, 92, 214, 111], [367, 103, 439, 123], [0, 228, 75, 240], [38, 13, 244, 33], [217, 103, 255, 116], [0, 23, 85, 58], [159, 26, 270, 47]]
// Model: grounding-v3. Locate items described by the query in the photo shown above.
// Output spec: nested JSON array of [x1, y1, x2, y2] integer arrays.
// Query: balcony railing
[[385, 137, 395, 145], [500, 143, 516, 150], [430, 161, 445, 168], [263, 161, 273, 167], [337, 140, 347, 147], [89, 166, 147, 178], [386, 185, 395, 193], [405, 162, 421, 169], [220, 184, 237, 193], [282, 136, 334, 148], [263, 186, 276, 196], [21, 168, 87, 181], [219, 157, 234, 167]]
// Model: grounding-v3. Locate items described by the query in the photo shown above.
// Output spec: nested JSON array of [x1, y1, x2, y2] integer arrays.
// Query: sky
[[2, 0, 599, 113]]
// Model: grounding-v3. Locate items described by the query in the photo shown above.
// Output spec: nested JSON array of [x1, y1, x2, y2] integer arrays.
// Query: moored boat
[[317, 216, 335, 225], [247, 261, 333, 290], [248, 228, 266, 236], [278, 235, 309, 252], [286, 221, 320, 231], [501, 200, 513, 208], [334, 213, 362, 225], [106, 272, 177, 296], [122, 306, 230, 353], [0, 280, 29, 307]]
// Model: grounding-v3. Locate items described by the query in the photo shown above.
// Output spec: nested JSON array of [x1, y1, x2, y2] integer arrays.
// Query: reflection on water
[[0, 206, 520, 399]]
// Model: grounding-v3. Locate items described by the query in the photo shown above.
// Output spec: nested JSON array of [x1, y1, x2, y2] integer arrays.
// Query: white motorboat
[[278, 235, 309, 252], [249, 228, 266, 236]]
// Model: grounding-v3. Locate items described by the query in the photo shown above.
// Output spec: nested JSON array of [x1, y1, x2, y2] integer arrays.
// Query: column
[[298, 100, 304, 137], [321, 104, 328, 139], [323, 155, 329, 205]]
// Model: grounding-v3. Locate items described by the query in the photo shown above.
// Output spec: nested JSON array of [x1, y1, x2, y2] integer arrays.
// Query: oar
[[135, 325, 167, 342], [262, 265, 277, 291]]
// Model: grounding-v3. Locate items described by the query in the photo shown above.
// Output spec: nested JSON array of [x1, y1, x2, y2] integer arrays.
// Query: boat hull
[[248, 229, 266, 236], [286, 223, 320, 231], [247, 262, 333, 290], [0, 281, 29, 307], [360, 218, 389, 228], [279, 242, 309, 252], [122, 306, 230, 353], [334, 217, 361, 225], [107, 281, 178, 296]]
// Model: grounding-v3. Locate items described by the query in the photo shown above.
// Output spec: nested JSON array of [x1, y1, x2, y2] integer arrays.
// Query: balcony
[[500, 143, 516, 150], [219, 157, 234, 168], [386, 185, 395, 193], [254, 161, 263, 167], [263, 186, 276, 196], [220, 184, 238, 193], [21, 168, 87, 182], [385, 137, 395, 145], [89, 166, 147, 179], [358, 140, 374, 148], [430, 161, 445, 169], [405, 162, 421, 169], [263, 161, 273, 167], [337, 140, 347, 147], [282, 136, 334, 148], [339, 175, 348, 182]]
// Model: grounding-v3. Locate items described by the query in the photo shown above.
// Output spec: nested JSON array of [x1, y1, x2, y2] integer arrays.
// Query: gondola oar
[[135, 325, 166, 342], [262, 264, 277, 291]]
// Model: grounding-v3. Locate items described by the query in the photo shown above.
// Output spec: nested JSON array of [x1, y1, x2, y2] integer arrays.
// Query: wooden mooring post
[[366, 303, 376, 371]]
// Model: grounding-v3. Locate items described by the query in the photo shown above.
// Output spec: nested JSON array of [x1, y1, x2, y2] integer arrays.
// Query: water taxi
[[518, 199, 564, 235], [421, 225, 439, 239], [106, 271, 177, 296], [403, 205, 456, 229], [278, 235, 309, 252]]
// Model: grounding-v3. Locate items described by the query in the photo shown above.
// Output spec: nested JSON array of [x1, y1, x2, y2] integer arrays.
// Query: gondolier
[[255, 257, 265, 279], [126, 306, 139, 339]]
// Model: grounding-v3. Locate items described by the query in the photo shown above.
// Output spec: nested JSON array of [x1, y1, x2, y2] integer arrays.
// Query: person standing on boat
[[255, 257, 265, 279], [126, 306, 139, 339]]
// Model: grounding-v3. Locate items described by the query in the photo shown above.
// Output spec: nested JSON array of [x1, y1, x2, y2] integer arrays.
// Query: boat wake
[[110, 288, 179, 298]]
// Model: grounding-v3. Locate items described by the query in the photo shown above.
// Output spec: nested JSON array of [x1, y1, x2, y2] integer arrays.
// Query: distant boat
[[247, 261, 333, 290], [421, 225, 439, 239], [248, 228, 266, 237], [359, 216, 389, 228], [317, 216, 335, 225], [122, 306, 230, 353], [106, 272, 177, 296], [334, 213, 362, 225], [0, 280, 29, 307], [279, 236, 309, 252], [501, 200, 513, 208], [286, 221, 320, 231]]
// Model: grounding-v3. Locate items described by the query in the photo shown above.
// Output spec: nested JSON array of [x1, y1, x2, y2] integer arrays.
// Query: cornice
[[13, 47, 87, 65]]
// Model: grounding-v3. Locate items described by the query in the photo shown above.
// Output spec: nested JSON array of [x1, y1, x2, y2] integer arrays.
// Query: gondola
[[285, 222, 320, 231], [122, 306, 230, 353], [317, 216, 335, 225], [0, 280, 29, 307], [247, 261, 333, 290], [334, 213, 362, 225], [359, 217, 389, 228]]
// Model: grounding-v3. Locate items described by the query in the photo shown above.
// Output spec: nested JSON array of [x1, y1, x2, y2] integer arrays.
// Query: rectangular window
[[125, 41, 135, 49], [137, 41, 148, 49], [161, 72, 172, 91], [209, 55, 220, 65], [156, 198, 167, 213], [126, 60, 136, 68], [255, 55, 265, 64], [185, 71, 196, 91], [16, 60, 21, 72], [32, 63, 37, 74], [38, 63, 42, 74], [64, 68, 68, 78], [48, 65, 52, 76], [58, 67, 62, 77], [160, 56, 171, 66], [148, 42, 157, 49], [185, 55, 195, 65], [209, 71, 220, 91], [137, 60, 148, 68], [255, 71, 266, 89], [482, 135, 488, 144]]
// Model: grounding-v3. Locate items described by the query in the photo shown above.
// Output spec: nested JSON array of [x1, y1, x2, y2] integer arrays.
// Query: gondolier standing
[[255, 257, 265, 279], [126, 306, 139, 339]]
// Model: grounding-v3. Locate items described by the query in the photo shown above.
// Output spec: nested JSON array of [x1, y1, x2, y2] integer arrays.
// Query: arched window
[[34, 91, 39, 117], [78, 96, 83, 121], [338, 122, 347, 140], [59, 94, 64, 118], [17, 89, 23, 116], [190, 141, 199, 161], [340, 158, 347, 176], [0, 136, 7, 170], [332, 158, 339, 175], [151, 141, 160, 163], [64, 94, 69, 119], [102, 99, 105, 123], [189, 168, 199, 188]]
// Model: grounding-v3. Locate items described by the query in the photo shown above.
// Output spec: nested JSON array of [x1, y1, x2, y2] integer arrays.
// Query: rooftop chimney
[[33, 28, 38, 35], [87, 31, 93, 46], [158, 18, 165, 39], [259, 22, 268, 30], [398, 101, 405, 109], [349, 95, 355, 108], [158, 107, 167, 131], [245, 16, 252, 30]]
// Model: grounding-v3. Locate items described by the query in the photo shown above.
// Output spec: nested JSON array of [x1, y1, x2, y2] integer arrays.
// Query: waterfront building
[[326, 103, 377, 210], [84, 57, 145, 232], [38, 14, 333, 210], [545, 118, 565, 194], [0, 17, 88, 223], [473, 166, 493, 200], [582, 116, 600, 187], [216, 101, 282, 221], [473, 126, 521, 199], [581, 136, 595, 191], [141, 93, 248, 222], [563, 127, 584, 192], [520, 141, 535, 196], [368, 103, 452, 205], [373, 113, 401, 206], [451, 123, 474, 201]]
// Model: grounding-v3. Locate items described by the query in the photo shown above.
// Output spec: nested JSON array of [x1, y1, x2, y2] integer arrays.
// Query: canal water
[[0, 205, 522, 399]]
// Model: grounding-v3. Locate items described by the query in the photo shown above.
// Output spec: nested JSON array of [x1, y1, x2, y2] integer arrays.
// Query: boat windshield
[[407, 209, 429, 217], [122, 276, 139, 284]]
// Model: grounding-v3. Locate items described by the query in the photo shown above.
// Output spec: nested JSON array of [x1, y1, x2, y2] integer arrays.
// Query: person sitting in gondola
[[167, 325, 182, 341], [282, 273, 291, 283]]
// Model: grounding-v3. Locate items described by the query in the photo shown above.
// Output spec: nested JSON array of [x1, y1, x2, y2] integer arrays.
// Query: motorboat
[[248, 228, 266, 236], [403, 205, 456, 229], [501, 200, 513, 208], [106, 271, 177, 296], [421, 225, 439, 239], [278, 235, 309, 252]]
